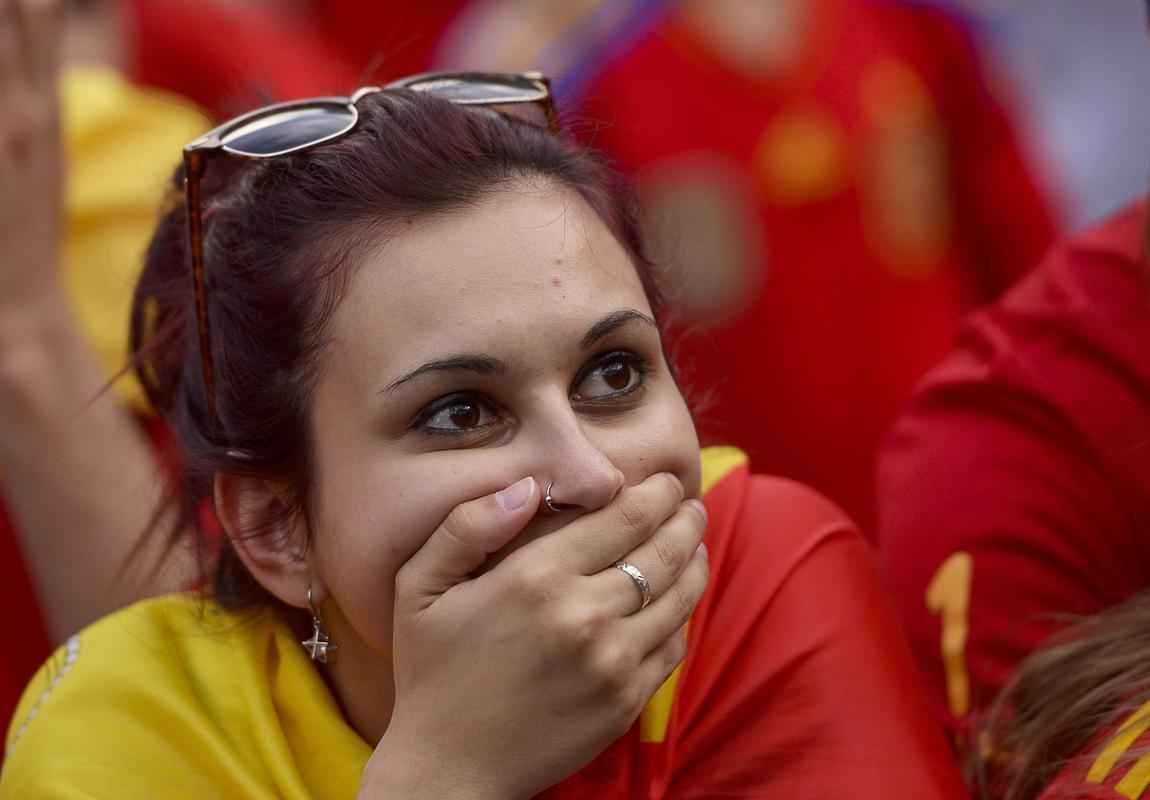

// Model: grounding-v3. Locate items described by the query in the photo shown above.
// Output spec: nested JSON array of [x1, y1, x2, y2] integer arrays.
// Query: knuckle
[[554, 602, 605, 650], [657, 472, 684, 505], [443, 502, 482, 541], [393, 563, 419, 598], [506, 556, 559, 604], [669, 582, 697, 625], [588, 639, 637, 694], [684, 503, 708, 542], [652, 527, 687, 576], [613, 492, 651, 538], [438, 502, 497, 560]]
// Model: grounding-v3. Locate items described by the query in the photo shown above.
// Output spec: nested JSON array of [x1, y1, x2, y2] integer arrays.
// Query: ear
[[214, 473, 315, 610]]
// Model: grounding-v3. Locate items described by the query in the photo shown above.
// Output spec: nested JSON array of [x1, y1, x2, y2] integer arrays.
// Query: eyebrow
[[382, 355, 507, 394], [580, 309, 657, 349], [381, 309, 657, 395]]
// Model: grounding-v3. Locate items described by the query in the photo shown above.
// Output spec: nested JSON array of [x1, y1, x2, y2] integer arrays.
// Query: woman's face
[[305, 181, 700, 693]]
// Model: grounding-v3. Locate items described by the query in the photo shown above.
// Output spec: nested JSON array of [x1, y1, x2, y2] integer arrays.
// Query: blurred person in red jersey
[[310, 0, 466, 82], [877, 200, 1150, 776], [122, 0, 360, 118], [974, 213, 1150, 800], [876, 12, 1150, 778], [0, 0, 207, 731], [574, 0, 1059, 534]]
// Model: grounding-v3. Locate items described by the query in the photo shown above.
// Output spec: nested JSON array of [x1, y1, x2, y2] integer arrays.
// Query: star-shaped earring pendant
[[302, 624, 336, 664]]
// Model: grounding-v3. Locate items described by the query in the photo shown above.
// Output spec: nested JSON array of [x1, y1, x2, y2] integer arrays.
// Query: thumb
[[397, 477, 539, 611]]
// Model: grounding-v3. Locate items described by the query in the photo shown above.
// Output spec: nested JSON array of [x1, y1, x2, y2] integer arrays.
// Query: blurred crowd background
[[4, 0, 1150, 748]]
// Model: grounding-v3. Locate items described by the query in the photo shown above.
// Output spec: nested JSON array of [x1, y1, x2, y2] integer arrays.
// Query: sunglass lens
[[221, 106, 356, 157], [404, 77, 544, 104]]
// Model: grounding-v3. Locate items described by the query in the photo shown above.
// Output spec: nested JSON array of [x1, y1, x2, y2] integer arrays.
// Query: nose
[[539, 421, 625, 513]]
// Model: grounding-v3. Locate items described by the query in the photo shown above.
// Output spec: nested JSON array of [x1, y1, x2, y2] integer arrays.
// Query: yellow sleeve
[[60, 69, 209, 414], [1, 600, 270, 799]]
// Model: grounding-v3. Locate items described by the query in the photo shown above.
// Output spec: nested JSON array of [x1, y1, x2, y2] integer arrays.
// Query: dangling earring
[[301, 585, 336, 664]]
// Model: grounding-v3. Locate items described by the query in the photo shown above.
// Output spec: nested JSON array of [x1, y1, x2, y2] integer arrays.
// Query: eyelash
[[571, 350, 651, 404], [409, 351, 653, 437]]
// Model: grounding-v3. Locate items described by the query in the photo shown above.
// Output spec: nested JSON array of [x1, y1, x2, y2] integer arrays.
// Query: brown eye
[[602, 360, 632, 391], [573, 354, 646, 401], [449, 403, 481, 429], [421, 396, 497, 433]]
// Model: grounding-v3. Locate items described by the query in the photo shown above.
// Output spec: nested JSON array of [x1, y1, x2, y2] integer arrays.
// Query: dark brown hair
[[983, 591, 1150, 800], [130, 89, 666, 611]]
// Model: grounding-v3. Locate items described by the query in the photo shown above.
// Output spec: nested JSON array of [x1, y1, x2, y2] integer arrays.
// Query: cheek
[[610, 385, 701, 498], [308, 454, 527, 647], [307, 463, 460, 646]]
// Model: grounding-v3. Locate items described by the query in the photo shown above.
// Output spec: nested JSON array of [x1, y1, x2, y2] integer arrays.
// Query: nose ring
[[544, 481, 564, 513]]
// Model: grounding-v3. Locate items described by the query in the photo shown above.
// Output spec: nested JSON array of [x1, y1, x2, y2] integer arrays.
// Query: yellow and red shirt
[[1040, 699, 1150, 799], [1, 448, 965, 798]]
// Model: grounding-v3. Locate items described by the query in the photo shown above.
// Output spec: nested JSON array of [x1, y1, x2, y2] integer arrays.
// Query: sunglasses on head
[[182, 71, 558, 425]]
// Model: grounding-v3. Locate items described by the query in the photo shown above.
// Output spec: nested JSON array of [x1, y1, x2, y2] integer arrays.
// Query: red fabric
[[575, 0, 1057, 534], [876, 202, 1150, 752], [542, 462, 968, 798], [125, 0, 361, 119], [126, 0, 465, 121], [0, 415, 173, 736], [310, 0, 466, 81], [0, 514, 50, 742]]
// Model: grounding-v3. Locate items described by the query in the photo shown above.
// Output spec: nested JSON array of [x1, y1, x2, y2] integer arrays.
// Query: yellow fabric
[[698, 445, 748, 495], [639, 446, 747, 743], [1, 448, 745, 797], [1088, 699, 1150, 785], [61, 68, 208, 412], [2, 595, 371, 799], [1115, 753, 1150, 800]]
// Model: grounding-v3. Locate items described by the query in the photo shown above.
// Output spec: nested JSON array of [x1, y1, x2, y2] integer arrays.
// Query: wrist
[[0, 287, 73, 350], [0, 295, 90, 417]]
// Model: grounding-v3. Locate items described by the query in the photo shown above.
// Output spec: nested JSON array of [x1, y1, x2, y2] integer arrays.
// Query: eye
[[572, 352, 649, 402], [415, 393, 500, 435]]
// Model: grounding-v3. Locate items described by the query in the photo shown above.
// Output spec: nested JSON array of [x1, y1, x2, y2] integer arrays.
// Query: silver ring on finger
[[614, 561, 652, 611]]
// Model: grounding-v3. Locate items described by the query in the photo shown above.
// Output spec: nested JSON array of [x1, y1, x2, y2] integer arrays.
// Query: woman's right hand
[[360, 473, 709, 800]]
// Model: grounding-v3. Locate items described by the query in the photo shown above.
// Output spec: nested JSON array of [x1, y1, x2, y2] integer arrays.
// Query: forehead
[[327, 184, 651, 372]]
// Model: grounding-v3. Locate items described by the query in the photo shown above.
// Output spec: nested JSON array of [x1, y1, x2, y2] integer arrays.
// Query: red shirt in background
[[126, 0, 361, 118], [310, 1, 466, 81], [877, 201, 1150, 755], [576, 0, 1057, 534], [125, 0, 468, 120], [0, 532, 47, 746]]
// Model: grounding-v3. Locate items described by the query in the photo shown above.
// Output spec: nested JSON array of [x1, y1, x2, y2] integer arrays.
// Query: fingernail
[[696, 542, 708, 560], [686, 498, 708, 522], [496, 477, 535, 511]]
